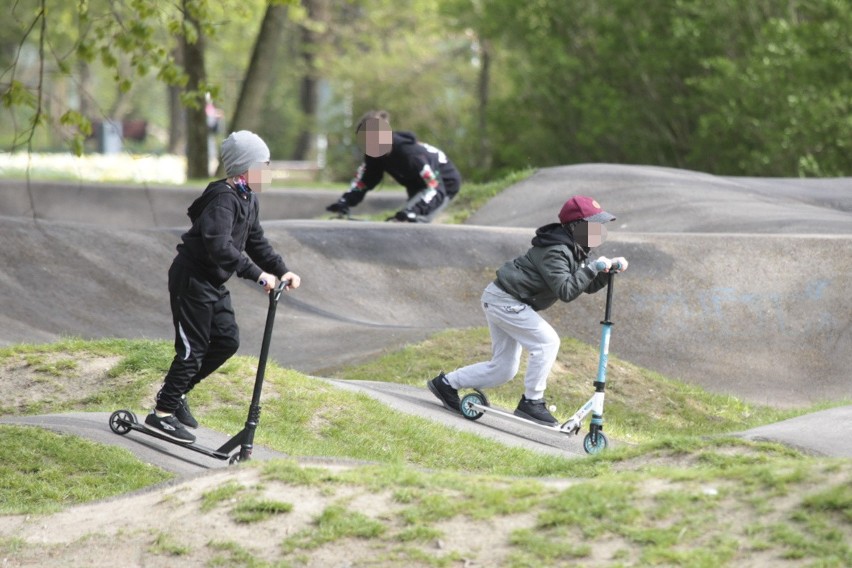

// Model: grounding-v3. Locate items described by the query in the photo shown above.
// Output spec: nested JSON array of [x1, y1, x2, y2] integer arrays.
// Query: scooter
[[108, 279, 288, 464], [459, 269, 620, 455]]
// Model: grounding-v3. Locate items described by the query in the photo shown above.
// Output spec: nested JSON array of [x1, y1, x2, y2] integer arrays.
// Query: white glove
[[592, 257, 612, 272], [257, 272, 277, 292], [610, 257, 629, 272]]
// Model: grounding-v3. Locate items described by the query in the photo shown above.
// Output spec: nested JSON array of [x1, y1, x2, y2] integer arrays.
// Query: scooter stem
[[603, 271, 615, 324]]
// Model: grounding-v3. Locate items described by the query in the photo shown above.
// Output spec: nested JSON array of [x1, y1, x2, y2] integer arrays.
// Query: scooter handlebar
[[259, 278, 292, 290]]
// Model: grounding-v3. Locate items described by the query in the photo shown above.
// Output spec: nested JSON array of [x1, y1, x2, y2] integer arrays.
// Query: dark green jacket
[[495, 223, 608, 311]]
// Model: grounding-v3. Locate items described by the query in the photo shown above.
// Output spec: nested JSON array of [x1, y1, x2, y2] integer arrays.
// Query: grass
[[323, 327, 820, 444], [229, 454, 850, 565], [0, 425, 171, 514], [281, 504, 386, 552], [1, 335, 850, 566], [441, 168, 535, 224], [231, 498, 293, 523]]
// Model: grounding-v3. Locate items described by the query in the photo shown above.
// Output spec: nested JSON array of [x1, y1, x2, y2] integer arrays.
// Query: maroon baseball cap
[[558, 196, 616, 224]]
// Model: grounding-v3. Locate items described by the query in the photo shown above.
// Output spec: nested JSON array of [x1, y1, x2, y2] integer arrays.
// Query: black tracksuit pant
[[156, 260, 240, 413]]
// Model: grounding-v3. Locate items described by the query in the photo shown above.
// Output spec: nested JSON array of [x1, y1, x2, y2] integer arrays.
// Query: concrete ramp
[[0, 179, 404, 228], [1, 166, 851, 410], [468, 164, 852, 234], [0, 216, 849, 407]]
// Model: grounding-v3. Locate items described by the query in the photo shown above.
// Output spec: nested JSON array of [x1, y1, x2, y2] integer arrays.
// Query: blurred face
[[246, 161, 271, 191], [574, 221, 607, 248], [357, 117, 392, 157]]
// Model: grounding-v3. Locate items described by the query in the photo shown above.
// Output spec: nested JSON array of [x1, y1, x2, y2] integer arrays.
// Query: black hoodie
[[495, 223, 608, 311], [346, 131, 461, 202], [175, 180, 288, 287]]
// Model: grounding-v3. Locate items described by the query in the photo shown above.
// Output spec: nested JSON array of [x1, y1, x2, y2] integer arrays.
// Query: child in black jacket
[[327, 110, 462, 222], [145, 131, 300, 444]]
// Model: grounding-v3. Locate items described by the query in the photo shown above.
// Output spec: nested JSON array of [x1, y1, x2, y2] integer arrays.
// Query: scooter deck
[[118, 418, 232, 460], [466, 402, 581, 436]]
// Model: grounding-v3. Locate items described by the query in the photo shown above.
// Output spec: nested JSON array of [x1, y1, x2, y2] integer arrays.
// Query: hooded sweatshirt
[[495, 223, 609, 311], [175, 180, 288, 287], [345, 131, 461, 203]]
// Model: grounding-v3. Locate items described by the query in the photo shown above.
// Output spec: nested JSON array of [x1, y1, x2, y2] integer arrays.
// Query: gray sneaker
[[514, 396, 558, 426], [144, 412, 196, 443]]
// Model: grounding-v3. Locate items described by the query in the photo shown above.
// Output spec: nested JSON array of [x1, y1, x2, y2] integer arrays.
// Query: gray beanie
[[221, 130, 270, 176]]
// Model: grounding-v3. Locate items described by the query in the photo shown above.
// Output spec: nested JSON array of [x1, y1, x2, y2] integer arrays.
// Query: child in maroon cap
[[428, 196, 627, 425]]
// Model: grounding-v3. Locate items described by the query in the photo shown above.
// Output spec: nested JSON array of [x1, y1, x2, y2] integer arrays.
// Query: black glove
[[326, 201, 350, 215]]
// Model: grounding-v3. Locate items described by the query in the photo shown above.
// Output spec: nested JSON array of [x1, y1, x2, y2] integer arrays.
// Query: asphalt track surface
[[1, 164, 850, 471]]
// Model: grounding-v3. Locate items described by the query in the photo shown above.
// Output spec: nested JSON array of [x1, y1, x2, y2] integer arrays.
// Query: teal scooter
[[460, 269, 620, 455]]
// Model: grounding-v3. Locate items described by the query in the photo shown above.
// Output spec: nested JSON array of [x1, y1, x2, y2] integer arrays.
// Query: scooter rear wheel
[[109, 410, 136, 435], [583, 431, 608, 454], [460, 391, 487, 421]]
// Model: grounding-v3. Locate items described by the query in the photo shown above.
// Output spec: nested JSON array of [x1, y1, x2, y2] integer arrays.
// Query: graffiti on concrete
[[631, 279, 836, 337]]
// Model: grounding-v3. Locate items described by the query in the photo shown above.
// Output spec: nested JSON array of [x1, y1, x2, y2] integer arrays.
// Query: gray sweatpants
[[446, 282, 560, 400]]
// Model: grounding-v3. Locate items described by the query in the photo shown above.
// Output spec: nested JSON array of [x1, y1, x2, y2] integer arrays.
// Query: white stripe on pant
[[446, 284, 560, 400]]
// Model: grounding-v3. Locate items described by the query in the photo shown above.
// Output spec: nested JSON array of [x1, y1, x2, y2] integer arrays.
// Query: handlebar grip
[[260, 279, 291, 290]]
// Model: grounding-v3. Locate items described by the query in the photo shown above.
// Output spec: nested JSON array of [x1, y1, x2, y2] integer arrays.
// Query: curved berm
[[0, 165, 849, 411]]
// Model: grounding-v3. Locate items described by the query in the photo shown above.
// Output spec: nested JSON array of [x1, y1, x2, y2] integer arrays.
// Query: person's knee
[[531, 334, 560, 361], [488, 359, 520, 384], [219, 335, 240, 357]]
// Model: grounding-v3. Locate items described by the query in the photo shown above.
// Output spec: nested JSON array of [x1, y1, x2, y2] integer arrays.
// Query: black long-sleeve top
[[175, 180, 288, 286]]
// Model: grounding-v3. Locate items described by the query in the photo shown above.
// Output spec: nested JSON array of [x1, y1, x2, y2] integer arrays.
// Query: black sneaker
[[144, 412, 196, 443], [427, 372, 460, 412], [514, 396, 558, 426], [175, 395, 198, 429]]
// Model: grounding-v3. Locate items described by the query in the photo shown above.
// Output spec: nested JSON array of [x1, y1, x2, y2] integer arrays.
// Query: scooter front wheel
[[109, 410, 136, 435], [583, 431, 608, 454], [460, 391, 488, 421]]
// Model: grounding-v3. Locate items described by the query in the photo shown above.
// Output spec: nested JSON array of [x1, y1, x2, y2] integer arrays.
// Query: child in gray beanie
[[143, 130, 300, 444]]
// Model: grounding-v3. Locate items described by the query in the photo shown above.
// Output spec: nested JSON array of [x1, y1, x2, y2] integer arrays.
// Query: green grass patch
[[149, 532, 191, 556], [325, 327, 833, 444], [0, 425, 171, 514], [441, 168, 536, 224], [207, 540, 268, 568], [200, 481, 245, 512], [3, 336, 851, 566], [231, 497, 293, 523], [801, 482, 852, 522], [282, 504, 386, 552]]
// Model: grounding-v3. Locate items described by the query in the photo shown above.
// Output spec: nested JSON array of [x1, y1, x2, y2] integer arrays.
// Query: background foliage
[[2, 0, 849, 180]]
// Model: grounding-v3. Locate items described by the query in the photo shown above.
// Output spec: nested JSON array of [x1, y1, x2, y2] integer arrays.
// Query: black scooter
[[108, 280, 288, 464]]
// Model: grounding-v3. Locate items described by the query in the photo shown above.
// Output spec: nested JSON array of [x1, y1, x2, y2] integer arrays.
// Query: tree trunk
[[228, 4, 288, 134], [182, 1, 208, 179], [476, 37, 492, 172], [293, 0, 329, 161], [167, 47, 185, 154]]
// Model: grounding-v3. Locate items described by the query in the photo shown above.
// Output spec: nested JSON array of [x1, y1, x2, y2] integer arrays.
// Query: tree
[[293, 0, 329, 161], [689, 0, 852, 175], [317, 0, 480, 179], [228, 3, 294, 135], [2, 0, 298, 179], [181, 0, 210, 179]]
